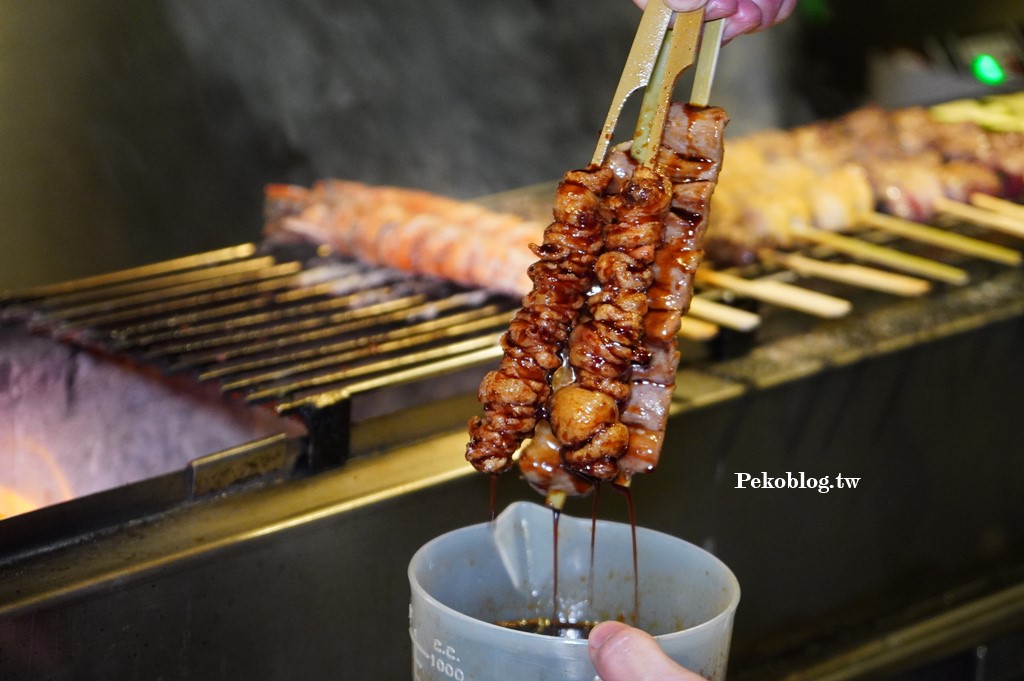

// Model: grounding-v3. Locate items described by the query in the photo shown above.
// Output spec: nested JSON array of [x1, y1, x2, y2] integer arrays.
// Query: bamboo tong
[[592, 2, 725, 167]]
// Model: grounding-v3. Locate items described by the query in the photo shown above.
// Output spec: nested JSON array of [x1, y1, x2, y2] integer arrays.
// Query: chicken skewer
[[708, 141, 1018, 279], [543, 7, 714, 487], [465, 166, 613, 475], [722, 106, 1024, 256], [551, 166, 671, 480], [488, 5, 726, 504]]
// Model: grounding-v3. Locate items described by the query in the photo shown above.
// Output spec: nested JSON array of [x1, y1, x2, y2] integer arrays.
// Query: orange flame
[[1, 436, 76, 519], [0, 486, 39, 518]]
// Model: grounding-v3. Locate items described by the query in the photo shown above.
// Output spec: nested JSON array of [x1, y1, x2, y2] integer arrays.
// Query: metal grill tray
[[0, 241, 515, 470]]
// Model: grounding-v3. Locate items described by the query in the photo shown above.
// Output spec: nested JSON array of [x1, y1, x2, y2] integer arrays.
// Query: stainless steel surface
[[746, 581, 1024, 681]]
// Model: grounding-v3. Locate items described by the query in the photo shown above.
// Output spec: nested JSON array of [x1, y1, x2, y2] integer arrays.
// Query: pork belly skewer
[[605, 14, 728, 488], [615, 102, 728, 485]]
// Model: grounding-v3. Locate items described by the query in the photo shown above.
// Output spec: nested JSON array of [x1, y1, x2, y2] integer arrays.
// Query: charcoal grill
[[1, 241, 517, 478], [1, 183, 1024, 681]]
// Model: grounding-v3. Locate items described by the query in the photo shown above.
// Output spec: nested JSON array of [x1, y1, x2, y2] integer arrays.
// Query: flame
[[0, 486, 39, 519], [1, 436, 76, 519]]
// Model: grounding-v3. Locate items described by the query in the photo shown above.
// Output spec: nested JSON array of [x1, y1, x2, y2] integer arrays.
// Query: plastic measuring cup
[[408, 501, 740, 681]]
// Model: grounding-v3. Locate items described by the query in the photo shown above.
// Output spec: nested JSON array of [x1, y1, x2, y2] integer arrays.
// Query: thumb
[[588, 621, 707, 681], [633, 0, 709, 12], [660, 0, 709, 10]]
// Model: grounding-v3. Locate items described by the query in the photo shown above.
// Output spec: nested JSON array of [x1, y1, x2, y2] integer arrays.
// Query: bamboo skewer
[[688, 18, 725, 107], [790, 226, 970, 285], [689, 296, 761, 331], [695, 268, 852, 318], [546, 489, 568, 511], [761, 251, 932, 297], [934, 196, 1024, 239], [860, 212, 1021, 266], [677, 316, 720, 340], [969, 193, 1024, 223]]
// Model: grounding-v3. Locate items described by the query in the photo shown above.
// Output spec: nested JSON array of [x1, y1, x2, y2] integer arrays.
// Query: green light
[[798, 0, 831, 24], [971, 53, 1006, 86]]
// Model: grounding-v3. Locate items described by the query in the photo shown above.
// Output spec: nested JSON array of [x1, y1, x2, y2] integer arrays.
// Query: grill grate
[[3, 205, 1021, 473], [0, 242, 515, 469]]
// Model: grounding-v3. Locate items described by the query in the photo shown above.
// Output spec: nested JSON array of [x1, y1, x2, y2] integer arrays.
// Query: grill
[[1, 241, 517, 474], [1, 183, 1023, 681]]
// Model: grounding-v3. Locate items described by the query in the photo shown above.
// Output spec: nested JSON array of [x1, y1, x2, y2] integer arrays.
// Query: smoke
[[161, 0, 639, 197]]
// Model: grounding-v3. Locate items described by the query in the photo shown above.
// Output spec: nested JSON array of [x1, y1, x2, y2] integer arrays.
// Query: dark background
[[1, 0, 1022, 290]]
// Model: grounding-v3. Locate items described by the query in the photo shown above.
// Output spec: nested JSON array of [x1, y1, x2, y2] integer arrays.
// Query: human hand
[[632, 0, 798, 43], [588, 621, 708, 681]]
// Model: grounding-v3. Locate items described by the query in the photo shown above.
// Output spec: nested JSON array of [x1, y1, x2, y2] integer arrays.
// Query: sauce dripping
[[493, 502, 600, 641], [613, 483, 640, 625], [487, 484, 643, 636], [589, 482, 603, 605], [488, 473, 498, 522], [551, 505, 561, 628]]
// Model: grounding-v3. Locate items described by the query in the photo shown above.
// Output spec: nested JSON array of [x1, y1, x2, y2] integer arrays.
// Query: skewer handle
[[688, 296, 761, 331], [677, 315, 720, 340], [861, 212, 1021, 266], [632, 9, 703, 167], [695, 268, 852, 319], [546, 489, 568, 511], [934, 196, 1024, 240], [968, 193, 1024, 223], [764, 251, 931, 297], [792, 226, 969, 285], [689, 19, 724, 107], [591, 0, 674, 166]]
